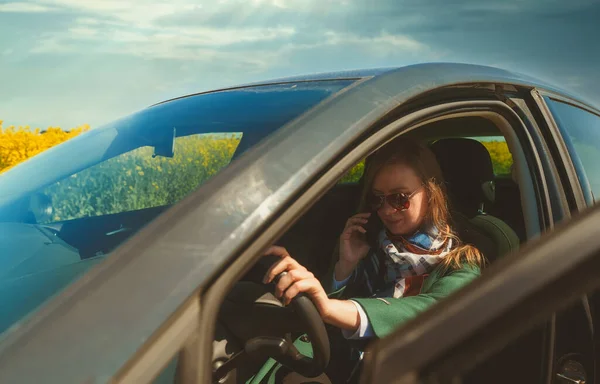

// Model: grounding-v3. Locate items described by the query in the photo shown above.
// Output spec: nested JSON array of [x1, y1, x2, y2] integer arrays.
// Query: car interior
[[206, 111, 540, 384]]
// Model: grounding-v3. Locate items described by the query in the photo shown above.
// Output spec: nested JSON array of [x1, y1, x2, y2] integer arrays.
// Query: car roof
[[153, 62, 597, 112]]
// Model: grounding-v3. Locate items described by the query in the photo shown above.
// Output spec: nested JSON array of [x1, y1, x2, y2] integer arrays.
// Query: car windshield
[[0, 79, 354, 335]]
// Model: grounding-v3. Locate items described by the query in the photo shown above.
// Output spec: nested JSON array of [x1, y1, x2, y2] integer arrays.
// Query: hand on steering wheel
[[263, 246, 330, 313], [258, 246, 331, 378], [213, 246, 331, 382]]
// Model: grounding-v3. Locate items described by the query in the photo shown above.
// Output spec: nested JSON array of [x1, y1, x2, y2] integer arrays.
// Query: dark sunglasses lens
[[388, 193, 410, 210]]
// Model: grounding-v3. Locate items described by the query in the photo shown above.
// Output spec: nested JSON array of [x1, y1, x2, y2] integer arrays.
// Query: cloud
[[29, 26, 432, 74], [29, 19, 298, 72], [267, 30, 433, 65], [31, 0, 188, 26], [249, 0, 349, 11], [147, 26, 296, 46], [322, 31, 425, 51], [23, 0, 431, 63], [32, 0, 351, 27], [68, 27, 98, 38], [26, 0, 432, 73], [0, 2, 55, 12]]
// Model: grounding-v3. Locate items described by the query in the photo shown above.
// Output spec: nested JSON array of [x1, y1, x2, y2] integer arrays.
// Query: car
[[0, 62, 599, 384]]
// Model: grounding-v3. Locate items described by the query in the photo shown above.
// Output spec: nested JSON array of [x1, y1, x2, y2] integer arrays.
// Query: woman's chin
[[385, 222, 409, 236], [385, 220, 422, 236]]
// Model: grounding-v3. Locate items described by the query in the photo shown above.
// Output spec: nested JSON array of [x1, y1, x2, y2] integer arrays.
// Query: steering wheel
[[213, 272, 330, 381]]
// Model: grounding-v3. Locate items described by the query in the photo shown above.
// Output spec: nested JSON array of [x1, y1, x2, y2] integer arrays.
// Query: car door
[[361, 201, 600, 384], [534, 93, 600, 384]]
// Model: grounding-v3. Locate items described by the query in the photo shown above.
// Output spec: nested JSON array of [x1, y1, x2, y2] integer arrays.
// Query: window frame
[[531, 89, 600, 209], [553, 96, 600, 202]]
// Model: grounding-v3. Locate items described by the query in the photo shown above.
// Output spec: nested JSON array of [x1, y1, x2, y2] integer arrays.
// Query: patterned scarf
[[377, 226, 453, 298], [350, 225, 453, 299]]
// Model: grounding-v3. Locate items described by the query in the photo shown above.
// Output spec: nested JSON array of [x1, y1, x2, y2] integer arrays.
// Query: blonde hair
[[359, 136, 485, 271]]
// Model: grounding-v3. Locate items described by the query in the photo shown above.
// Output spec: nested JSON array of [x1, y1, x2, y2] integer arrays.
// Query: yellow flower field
[[481, 140, 513, 175], [0, 121, 89, 173]]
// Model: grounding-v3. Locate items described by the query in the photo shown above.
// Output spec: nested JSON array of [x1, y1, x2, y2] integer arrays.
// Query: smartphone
[[363, 211, 382, 248]]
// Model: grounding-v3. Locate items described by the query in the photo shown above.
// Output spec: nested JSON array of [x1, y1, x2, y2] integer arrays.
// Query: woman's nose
[[379, 199, 398, 215]]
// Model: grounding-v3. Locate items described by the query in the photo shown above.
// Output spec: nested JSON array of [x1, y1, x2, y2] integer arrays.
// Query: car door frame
[[184, 95, 561, 383], [529, 89, 598, 209], [533, 89, 600, 208]]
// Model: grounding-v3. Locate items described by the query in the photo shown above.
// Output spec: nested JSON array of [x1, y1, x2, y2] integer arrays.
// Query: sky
[[0, 0, 599, 129]]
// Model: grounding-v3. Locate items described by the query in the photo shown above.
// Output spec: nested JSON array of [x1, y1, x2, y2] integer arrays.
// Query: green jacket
[[327, 263, 481, 337]]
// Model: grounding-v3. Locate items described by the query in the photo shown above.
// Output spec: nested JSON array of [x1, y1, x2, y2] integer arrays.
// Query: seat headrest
[[430, 138, 495, 216]]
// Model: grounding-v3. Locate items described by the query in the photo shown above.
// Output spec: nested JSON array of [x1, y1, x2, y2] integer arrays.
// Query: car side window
[[336, 136, 514, 185], [471, 136, 514, 176], [545, 98, 600, 201], [338, 159, 365, 184], [39, 133, 242, 223]]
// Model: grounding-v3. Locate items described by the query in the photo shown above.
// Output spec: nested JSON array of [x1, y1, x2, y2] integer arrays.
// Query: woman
[[258, 137, 484, 383]]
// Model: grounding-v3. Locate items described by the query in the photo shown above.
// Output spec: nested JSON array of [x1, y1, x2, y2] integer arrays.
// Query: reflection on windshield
[[0, 79, 354, 335], [40, 133, 242, 223]]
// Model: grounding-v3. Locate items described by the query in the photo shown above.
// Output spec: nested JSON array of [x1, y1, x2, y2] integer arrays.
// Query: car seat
[[430, 138, 520, 263]]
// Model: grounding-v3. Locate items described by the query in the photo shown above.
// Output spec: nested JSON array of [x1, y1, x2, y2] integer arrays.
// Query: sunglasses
[[367, 185, 424, 211]]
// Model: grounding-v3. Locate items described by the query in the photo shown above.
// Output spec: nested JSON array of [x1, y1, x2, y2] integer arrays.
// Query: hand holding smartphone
[[338, 211, 381, 273]]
